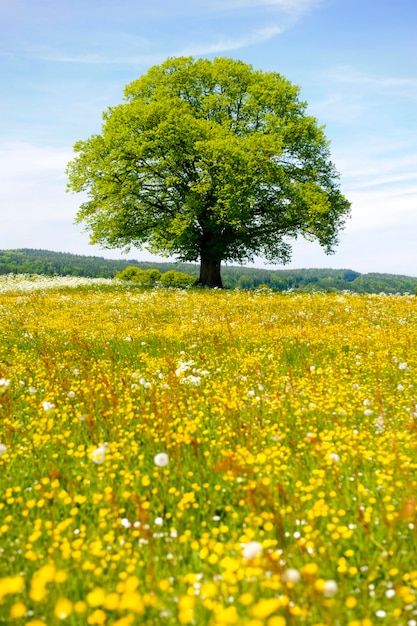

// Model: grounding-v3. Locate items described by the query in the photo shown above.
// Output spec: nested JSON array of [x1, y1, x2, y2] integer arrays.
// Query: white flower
[[0, 378, 10, 395], [175, 360, 194, 376], [375, 416, 385, 431], [329, 453, 340, 463], [90, 443, 108, 465], [398, 362, 408, 370], [282, 568, 301, 584], [121, 518, 132, 528], [0, 443, 7, 457], [322, 580, 338, 597], [181, 375, 201, 386], [67, 391, 76, 398], [154, 517, 164, 526], [154, 452, 169, 467], [42, 401, 55, 412], [242, 541, 263, 560]]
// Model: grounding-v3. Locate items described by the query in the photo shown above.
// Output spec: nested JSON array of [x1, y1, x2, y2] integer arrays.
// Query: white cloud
[[0, 142, 75, 221], [2, 0, 322, 64], [324, 66, 417, 101], [177, 25, 285, 57]]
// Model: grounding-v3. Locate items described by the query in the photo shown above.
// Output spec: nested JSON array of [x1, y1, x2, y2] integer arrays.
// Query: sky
[[1, 0, 416, 276]]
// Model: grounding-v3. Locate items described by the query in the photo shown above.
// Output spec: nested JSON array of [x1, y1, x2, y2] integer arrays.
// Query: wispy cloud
[[328, 65, 417, 100], [177, 25, 285, 58], [331, 140, 417, 232], [5, 24, 286, 65], [1, 0, 322, 64]]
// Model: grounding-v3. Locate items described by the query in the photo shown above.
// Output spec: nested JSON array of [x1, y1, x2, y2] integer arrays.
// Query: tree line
[[1, 249, 416, 294]]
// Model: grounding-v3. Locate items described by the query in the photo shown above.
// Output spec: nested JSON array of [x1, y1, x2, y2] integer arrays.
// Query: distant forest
[[1, 248, 416, 294]]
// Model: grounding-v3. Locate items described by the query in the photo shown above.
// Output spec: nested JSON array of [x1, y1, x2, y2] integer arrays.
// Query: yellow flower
[[10, 602, 26, 618], [87, 587, 106, 607], [54, 598, 73, 620], [87, 609, 107, 625], [252, 598, 282, 619], [103, 592, 120, 610], [214, 606, 239, 624], [119, 591, 144, 613], [0, 575, 24, 597], [112, 617, 135, 626], [74, 601, 87, 613], [200, 582, 217, 598], [268, 618, 287, 626], [178, 595, 195, 624], [301, 562, 319, 576]]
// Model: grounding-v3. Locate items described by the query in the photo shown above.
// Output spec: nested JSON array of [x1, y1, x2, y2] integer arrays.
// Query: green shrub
[[160, 270, 197, 288], [116, 266, 161, 284]]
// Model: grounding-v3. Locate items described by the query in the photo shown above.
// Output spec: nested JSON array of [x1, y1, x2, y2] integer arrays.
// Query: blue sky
[[1, 0, 416, 275]]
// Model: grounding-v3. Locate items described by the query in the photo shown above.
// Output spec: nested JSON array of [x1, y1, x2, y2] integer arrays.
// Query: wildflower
[[90, 443, 108, 465], [399, 362, 408, 370], [42, 401, 55, 412], [0, 443, 7, 457], [54, 597, 72, 619], [154, 517, 164, 526], [252, 598, 282, 618], [322, 580, 338, 597], [329, 453, 340, 463], [242, 541, 263, 560], [0, 378, 10, 393], [121, 518, 132, 528], [10, 602, 26, 618], [154, 452, 169, 467], [282, 568, 301, 584], [86, 587, 106, 607], [181, 375, 201, 385]]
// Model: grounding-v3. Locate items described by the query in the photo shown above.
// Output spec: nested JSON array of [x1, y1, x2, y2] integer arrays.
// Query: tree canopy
[[66, 56, 351, 287]]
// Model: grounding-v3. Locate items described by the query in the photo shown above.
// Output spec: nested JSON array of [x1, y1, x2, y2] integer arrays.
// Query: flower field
[[1, 276, 417, 626]]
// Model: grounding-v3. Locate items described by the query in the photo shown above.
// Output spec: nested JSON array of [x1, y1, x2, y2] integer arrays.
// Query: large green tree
[[66, 56, 350, 287]]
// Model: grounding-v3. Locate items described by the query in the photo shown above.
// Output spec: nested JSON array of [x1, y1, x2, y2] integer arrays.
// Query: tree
[[66, 56, 351, 288]]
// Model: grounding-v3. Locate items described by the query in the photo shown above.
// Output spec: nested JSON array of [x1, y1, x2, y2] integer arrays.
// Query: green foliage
[[1, 250, 417, 294], [66, 56, 351, 286], [116, 266, 162, 284], [159, 270, 197, 288]]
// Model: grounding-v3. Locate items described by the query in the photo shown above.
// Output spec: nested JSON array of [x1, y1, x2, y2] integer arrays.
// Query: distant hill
[[0, 248, 416, 294]]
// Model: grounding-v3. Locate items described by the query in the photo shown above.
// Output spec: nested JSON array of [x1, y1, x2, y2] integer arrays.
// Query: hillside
[[0, 248, 416, 294]]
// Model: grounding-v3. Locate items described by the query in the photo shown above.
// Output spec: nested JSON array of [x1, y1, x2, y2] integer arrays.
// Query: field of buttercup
[[1, 277, 417, 626]]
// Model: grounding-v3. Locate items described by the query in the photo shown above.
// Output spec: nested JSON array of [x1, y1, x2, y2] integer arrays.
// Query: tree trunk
[[198, 257, 223, 288]]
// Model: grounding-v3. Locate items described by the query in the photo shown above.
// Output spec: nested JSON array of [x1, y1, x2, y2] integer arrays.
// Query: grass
[[0, 276, 417, 625]]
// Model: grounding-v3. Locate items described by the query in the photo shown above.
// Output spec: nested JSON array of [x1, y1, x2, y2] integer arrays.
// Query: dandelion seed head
[[154, 452, 169, 467], [242, 541, 263, 560]]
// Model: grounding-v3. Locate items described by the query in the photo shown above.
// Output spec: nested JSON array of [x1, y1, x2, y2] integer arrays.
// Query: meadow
[[0, 276, 417, 626]]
